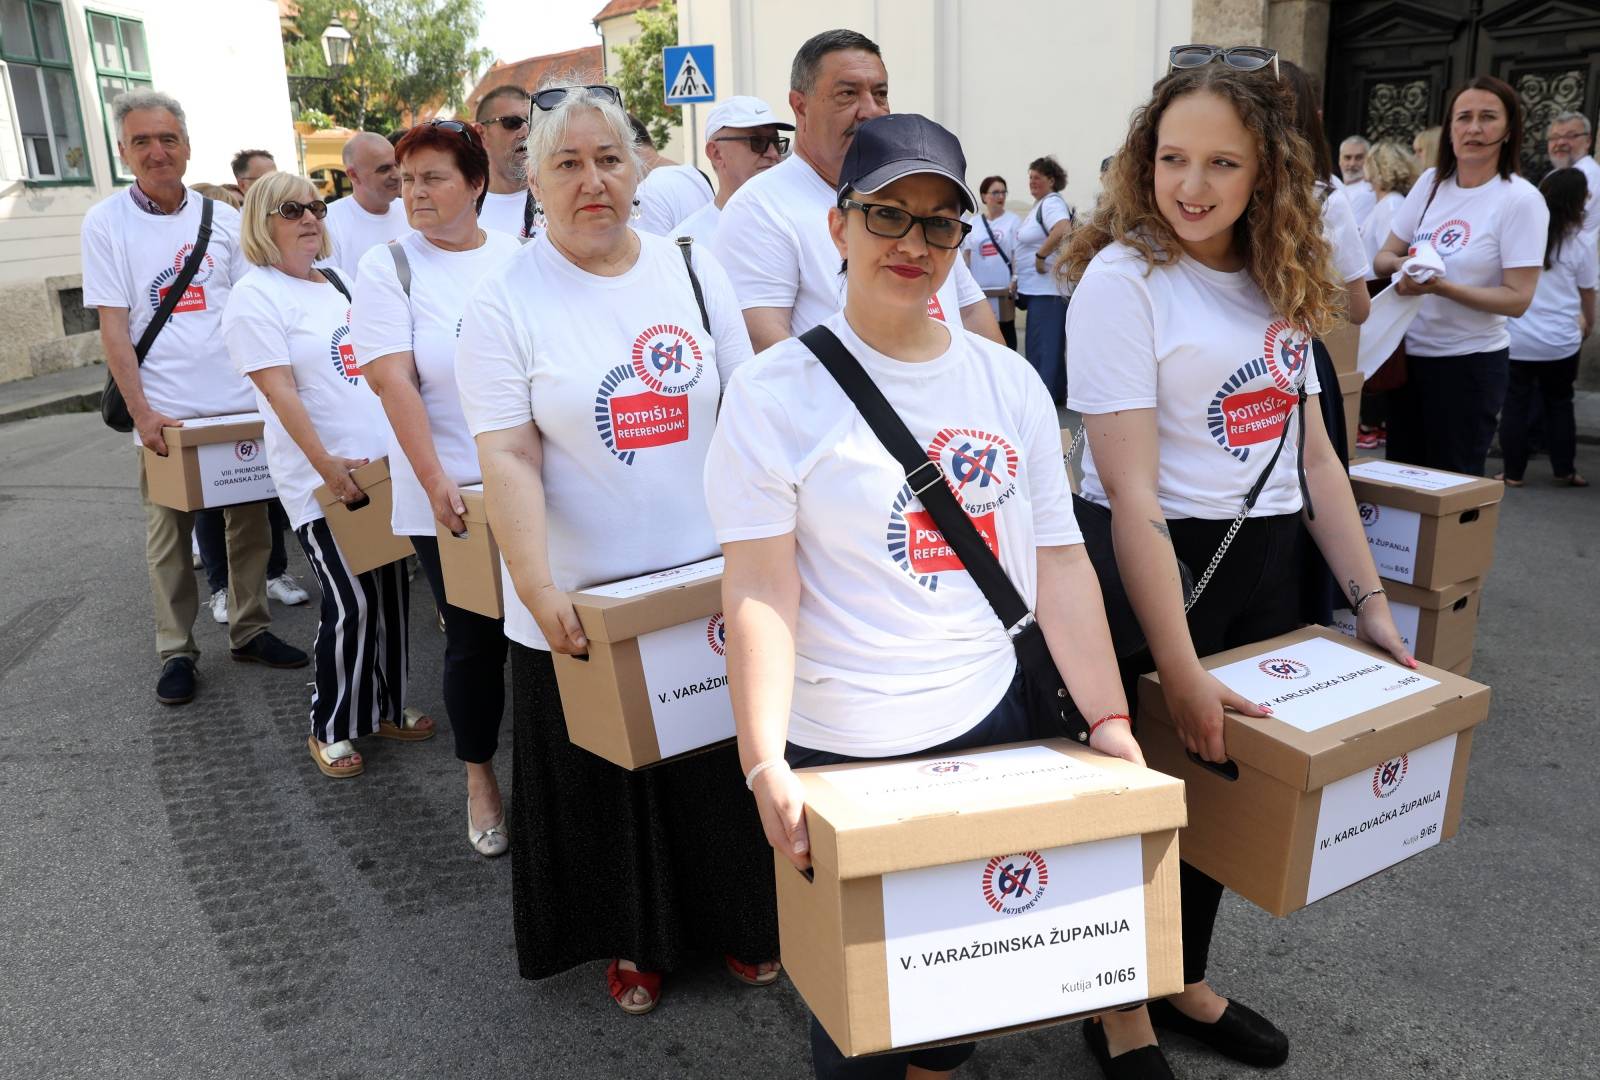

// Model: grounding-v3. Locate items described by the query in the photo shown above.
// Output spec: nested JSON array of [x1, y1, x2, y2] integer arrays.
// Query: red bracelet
[[1090, 713, 1131, 735]]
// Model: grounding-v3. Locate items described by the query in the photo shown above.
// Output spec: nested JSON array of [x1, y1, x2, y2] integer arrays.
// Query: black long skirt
[[508, 642, 780, 979]]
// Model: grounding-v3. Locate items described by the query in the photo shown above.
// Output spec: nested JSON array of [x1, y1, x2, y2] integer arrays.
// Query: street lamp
[[320, 20, 353, 72]]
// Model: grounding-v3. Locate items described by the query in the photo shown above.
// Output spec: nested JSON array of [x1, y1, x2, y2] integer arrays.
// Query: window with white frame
[[0, 0, 90, 181], [87, 8, 149, 182]]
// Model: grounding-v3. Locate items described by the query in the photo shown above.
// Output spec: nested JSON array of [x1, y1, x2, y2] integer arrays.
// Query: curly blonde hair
[[1061, 65, 1342, 338], [1363, 139, 1419, 197]]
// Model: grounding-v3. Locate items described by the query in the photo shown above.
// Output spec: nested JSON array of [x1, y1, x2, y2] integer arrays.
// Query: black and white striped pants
[[296, 517, 409, 744]]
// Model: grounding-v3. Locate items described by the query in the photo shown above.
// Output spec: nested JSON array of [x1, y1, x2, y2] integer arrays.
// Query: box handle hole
[[343, 494, 371, 512], [1185, 751, 1239, 781], [1458, 508, 1480, 524], [1451, 596, 1469, 611]]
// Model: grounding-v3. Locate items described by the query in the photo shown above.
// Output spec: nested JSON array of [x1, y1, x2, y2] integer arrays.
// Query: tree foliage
[[284, 0, 489, 134], [612, 0, 681, 150]]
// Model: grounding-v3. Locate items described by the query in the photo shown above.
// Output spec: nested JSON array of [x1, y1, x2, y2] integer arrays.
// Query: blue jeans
[[1022, 293, 1067, 403], [785, 668, 1028, 1079]]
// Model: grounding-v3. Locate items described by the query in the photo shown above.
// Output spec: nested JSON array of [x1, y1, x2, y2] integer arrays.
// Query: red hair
[[394, 123, 490, 213]]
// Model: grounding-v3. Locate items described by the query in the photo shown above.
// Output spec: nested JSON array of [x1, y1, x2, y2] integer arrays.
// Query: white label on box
[[1305, 732, 1457, 904], [1210, 636, 1439, 733], [881, 834, 1149, 1047], [178, 411, 263, 430], [820, 744, 1115, 815], [581, 556, 724, 600], [1357, 501, 1422, 583], [636, 612, 734, 758], [195, 440, 276, 506], [1349, 459, 1474, 491], [1329, 602, 1420, 653]]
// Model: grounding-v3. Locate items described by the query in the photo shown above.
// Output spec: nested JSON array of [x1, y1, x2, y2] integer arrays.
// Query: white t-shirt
[[323, 195, 412, 282], [1388, 168, 1550, 356], [456, 231, 753, 649], [636, 163, 715, 236], [1361, 190, 1406, 269], [80, 192, 256, 424], [963, 210, 1021, 316], [1340, 177, 1377, 225], [351, 230, 523, 534], [704, 311, 1081, 757], [1014, 194, 1073, 296], [222, 267, 390, 529], [713, 152, 986, 336], [1508, 228, 1599, 361], [1573, 155, 1600, 243], [1066, 242, 1322, 521], [1321, 184, 1371, 283], [478, 190, 537, 240], [673, 200, 721, 248]]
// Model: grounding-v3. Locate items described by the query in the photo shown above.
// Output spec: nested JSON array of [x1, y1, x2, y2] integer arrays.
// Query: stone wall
[[1190, 0, 1330, 84], [0, 274, 104, 384]]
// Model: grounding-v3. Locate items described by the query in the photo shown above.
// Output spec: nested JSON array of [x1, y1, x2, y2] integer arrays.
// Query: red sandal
[[607, 959, 662, 1015], [725, 955, 781, 986]]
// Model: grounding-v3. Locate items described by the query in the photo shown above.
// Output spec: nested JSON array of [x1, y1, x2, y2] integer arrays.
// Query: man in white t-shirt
[[80, 89, 307, 705], [472, 85, 536, 240], [323, 131, 410, 280], [713, 29, 1003, 351], [1337, 136, 1377, 224], [633, 115, 715, 235], [1546, 111, 1600, 242], [672, 95, 791, 249]]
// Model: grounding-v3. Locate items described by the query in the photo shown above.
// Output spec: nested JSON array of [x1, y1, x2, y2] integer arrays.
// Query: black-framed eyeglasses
[[838, 198, 971, 250], [1168, 44, 1280, 79], [532, 84, 624, 112], [984, 188, 1008, 197], [713, 134, 790, 156], [269, 199, 328, 221], [482, 115, 529, 132], [424, 118, 483, 145]]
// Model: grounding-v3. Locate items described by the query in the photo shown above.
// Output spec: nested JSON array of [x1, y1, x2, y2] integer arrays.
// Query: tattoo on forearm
[[1149, 519, 1171, 540], [1348, 579, 1360, 603]]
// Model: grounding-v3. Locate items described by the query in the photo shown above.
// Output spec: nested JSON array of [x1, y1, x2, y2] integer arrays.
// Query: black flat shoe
[[1147, 997, 1289, 1068], [156, 657, 197, 705], [1082, 1018, 1176, 1080], [231, 631, 309, 669]]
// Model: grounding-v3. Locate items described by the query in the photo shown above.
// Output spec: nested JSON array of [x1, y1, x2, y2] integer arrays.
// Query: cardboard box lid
[[162, 412, 266, 448], [1381, 577, 1479, 611], [1348, 458, 1504, 515], [569, 556, 723, 643], [797, 740, 1187, 880], [1140, 626, 1489, 791], [314, 457, 392, 508], [1336, 369, 1363, 393]]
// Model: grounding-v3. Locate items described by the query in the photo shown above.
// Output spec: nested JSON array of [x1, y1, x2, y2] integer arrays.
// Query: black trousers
[[1120, 513, 1304, 985], [1387, 348, 1510, 476], [196, 499, 290, 592], [998, 318, 1018, 351], [409, 534, 509, 763], [1498, 354, 1580, 480]]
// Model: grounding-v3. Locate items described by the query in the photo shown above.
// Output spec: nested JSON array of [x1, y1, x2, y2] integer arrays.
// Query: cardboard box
[[142, 412, 276, 511], [1138, 626, 1488, 917], [436, 484, 501, 619], [552, 557, 732, 769], [1328, 578, 1482, 673], [1338, 369, 1363, 453], [779, 739, 1185, 1057], [312, 457, 412, 575], [1324, 321, 1359, 376], [1348, 458, 1503, 589]]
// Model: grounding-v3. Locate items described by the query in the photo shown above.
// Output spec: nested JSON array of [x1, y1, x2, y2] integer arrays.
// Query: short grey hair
[[1340, 135, 1370, 152], [524, 75, 643, 183], [1551, 111, 1592, 136], [112, 88, 187, 143], [790, 29, 881, 95]]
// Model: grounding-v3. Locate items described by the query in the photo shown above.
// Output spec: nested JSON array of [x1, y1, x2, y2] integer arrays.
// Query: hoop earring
[[532, 201, 547, 231], [631, 197, 642, 222]]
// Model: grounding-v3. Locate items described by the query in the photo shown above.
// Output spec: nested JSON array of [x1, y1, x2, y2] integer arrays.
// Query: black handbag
[[102, 198, 215, 433], [798, 325, 1091, 744]]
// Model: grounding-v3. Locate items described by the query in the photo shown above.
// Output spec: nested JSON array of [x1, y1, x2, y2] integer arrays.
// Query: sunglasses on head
[[269, 199, 327, 221], [483, 115, 528, 132], [713, 134, 790, 156], [532, 84, 624, 112], [1168, 44, 1280, 79], [424, 118, 483, 144]]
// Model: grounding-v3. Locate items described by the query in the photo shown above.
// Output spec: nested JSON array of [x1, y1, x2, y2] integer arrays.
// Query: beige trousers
[[138, 453, 272, 661]]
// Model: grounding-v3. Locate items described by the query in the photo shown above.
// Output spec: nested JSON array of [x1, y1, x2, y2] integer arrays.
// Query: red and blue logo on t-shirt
[[594, 323, 706, 464], [886, 428, 1017, 591], [330, 312, 359, 384], [146, 244, 218, 315], [1431, 218, 1471, 255], [1206, 321, 1306, 462]]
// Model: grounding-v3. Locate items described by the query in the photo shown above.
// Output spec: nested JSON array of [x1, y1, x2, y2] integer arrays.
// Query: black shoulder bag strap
[[799, 324, 1091, 743], [320, 266, 353, 303], [102, 197, 215, 432], [522, 189, 537, 242], [674, 237, 711, 333], [980, 215, 1012, 269]]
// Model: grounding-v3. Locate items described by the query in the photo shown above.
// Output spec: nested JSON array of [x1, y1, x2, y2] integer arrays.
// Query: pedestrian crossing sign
[[664, 44, 715, 104]]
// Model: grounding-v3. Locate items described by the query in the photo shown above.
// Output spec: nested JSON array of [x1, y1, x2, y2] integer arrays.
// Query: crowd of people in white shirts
[[84, 27, 1590, 1080]]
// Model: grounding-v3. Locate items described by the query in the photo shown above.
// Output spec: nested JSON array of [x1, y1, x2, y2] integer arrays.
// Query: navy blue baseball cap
[[837, 113, 976, 215]]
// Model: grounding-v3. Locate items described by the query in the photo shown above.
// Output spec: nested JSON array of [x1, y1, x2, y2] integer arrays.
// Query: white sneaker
[[209, 589, 229, 624], [267, 574, 310, 605]]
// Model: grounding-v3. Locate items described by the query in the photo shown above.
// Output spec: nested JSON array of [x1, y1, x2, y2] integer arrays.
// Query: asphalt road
[[1, 413, 1595, 1080]]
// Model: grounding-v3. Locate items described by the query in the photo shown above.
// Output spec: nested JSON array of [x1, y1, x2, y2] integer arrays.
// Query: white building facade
[[0, 0, 295, 383]]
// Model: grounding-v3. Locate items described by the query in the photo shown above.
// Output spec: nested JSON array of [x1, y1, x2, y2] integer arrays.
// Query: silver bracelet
[[1352, 587, 1386, 615], [744, 758, 789, 791]]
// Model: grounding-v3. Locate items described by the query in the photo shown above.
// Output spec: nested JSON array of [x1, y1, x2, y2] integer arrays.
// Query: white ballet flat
[[467, 797, 509, 858]]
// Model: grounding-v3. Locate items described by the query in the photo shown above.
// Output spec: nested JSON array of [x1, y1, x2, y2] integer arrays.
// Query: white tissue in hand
[[1400, 241, 1446, 284]]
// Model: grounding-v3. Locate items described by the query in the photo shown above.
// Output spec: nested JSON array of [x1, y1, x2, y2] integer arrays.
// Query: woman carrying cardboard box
[[708, 113, 1145, 1080], [455, 81, 777, 1016], [222, 171, 434, 780], [1062, 50, 1416, 1077]]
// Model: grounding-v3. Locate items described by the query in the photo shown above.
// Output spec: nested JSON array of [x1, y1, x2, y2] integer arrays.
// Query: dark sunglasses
[[483, 115, 528, 132], [839, 198, 971, 250], [269, 199, 327, 221], [424, 118, 483, 144], [532, 84, 624, 112], [713, 134, 790, 156], [1168, 43, 1280, 79]]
